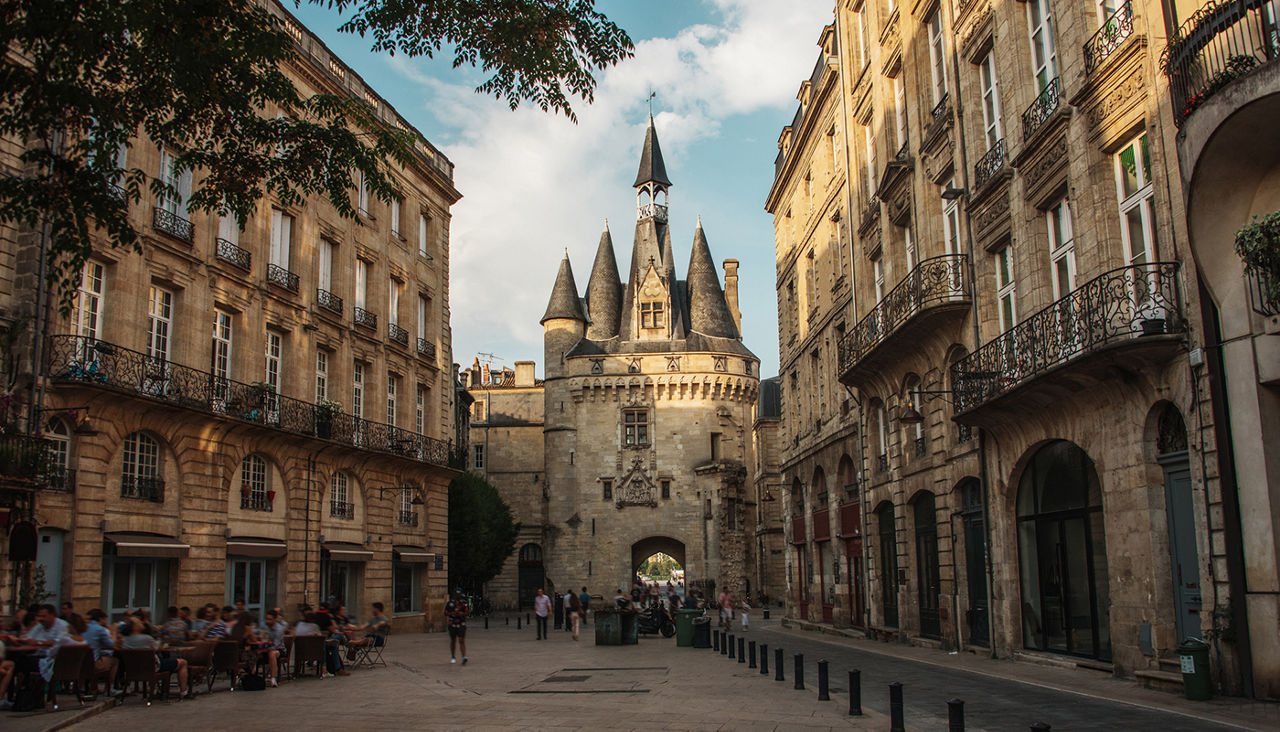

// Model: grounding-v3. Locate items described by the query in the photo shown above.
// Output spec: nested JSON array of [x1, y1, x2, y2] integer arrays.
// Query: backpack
[[240, 673, 266, 691], [12, 680, 45, 711]]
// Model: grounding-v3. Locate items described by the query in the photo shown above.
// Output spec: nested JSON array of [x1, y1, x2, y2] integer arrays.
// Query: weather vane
[[647, 91, 656, 115]]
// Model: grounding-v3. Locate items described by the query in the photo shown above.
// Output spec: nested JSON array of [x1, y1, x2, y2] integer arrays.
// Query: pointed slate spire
[[585, 223, 622, 340], [686, 221, 739, 339], [633, 114, 673, 189], [540, 253, 587, 324]]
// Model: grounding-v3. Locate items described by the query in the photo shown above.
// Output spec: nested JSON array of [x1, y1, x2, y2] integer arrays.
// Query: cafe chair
[[208, 640, 243, 693], [46, 644, 92, 710], [117, 649, 170, 706], [291, 636, 325, 679]]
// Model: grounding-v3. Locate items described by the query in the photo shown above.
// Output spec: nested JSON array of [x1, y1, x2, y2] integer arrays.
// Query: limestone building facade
[[771, 0, 1277, 697], [0, 1, 462, 631]]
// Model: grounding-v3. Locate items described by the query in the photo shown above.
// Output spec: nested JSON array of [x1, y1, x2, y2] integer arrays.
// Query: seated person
[[159, 606, 188, 645], [119, 616, 192, 699], [83, 609, 118, 695], [20, 604, 71, 680], [260, 609, 290, 687], [0, 657, 14, 710], [312, 607, 348, 677], [346, 602, 390, 658], [199, 606, 237, 640]]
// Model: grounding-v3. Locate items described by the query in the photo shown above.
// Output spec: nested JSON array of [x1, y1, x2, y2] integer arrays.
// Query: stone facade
[[0, 1, 461, 632], [751, 377, 787, 608], [767, 0, 1271, 695]]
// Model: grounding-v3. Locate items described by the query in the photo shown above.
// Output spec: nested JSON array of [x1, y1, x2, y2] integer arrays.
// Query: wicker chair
[[291, 635, 325, 679], [46, 644, 92, 710], [116, 649, 169, 705]]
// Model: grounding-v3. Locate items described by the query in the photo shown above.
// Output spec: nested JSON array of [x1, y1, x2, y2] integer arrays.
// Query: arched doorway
[[959, 478, 989, 647], [913, 492, 940, 639], [1154, 403, 1201, 642], [876, 501, 898, 628], [631, 536, 686, 593], [517, 543, 543, 610], [1017, 441, 1111, 661]]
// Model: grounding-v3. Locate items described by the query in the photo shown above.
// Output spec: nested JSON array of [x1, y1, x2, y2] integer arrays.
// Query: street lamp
[[941, 186, 966, 200]]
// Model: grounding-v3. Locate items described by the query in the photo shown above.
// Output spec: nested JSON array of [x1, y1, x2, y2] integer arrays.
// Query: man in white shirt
[[21, 604, 72, 681], [532, 589, 552, 640]]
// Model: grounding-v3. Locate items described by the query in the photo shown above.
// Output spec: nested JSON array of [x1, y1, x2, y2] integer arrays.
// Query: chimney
[[515, 361, 536, 387], [722, 259, 741, 336], [470, 358, 482, 387], [482, 363, 491, 384]]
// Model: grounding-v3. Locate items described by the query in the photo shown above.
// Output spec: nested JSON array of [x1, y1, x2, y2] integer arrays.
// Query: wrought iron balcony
[[914, 436, 927, 458], [330, 500, 354, 519], [152, 207, 193, 243], [952, 262, 1184, 414], [388, 322, 409, 346], [46, 467, 76, 492], [973, 139, 1006, 190], [316, 288, 343, 315], [838, 254, 970, 382], [1022, 77, 1062, 142], [639, 202, 668, 222], [266, 263, 299, 293], [240, 492, 273, 512], [1162, 0, 1280, 125], [0, 434, 58, 486], [1084, 0, 1134, 75], [215, 238, 251, 271], [876, 453, 889, 473], [397, 510, 419, 527], [417, 338, 436, 361], [122, 476, 165, 502], [1247, 266, 1279, 316], [354, 307, 378, 330], [45, 335, 461, 469], [108, 183, 127, 202]]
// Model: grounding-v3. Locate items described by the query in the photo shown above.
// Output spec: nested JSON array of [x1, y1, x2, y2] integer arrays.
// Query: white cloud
[[395, 0, 832, 370]]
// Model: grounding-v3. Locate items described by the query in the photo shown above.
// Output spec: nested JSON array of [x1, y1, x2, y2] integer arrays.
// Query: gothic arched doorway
[[631, 536, 686, 591], [517, 543, 544, 610], [1017, 440, 1111, 661]]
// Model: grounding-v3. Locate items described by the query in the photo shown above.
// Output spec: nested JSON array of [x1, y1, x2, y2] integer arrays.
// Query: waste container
[[1178, 638, 1212, 700], [594, 609, 622, 646], [692, 617, 712, 648], [620, 610, 639, 645], [675, 609, 701, 647]]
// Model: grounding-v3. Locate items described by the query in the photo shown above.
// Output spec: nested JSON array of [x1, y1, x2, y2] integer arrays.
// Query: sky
[[293, 0, 836, 379]]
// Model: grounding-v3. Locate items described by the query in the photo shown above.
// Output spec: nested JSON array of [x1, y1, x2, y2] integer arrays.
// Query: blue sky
[[293, 0, 835, 379]]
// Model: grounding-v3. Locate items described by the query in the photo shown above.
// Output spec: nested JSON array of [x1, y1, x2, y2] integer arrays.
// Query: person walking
[[568, 591, 583, 640], [578, 587, 591, 626], [718, 589, 733, 631], [563, 590, 574, 633], [445, 588, 469, 664], [533, 588, 552, 640]]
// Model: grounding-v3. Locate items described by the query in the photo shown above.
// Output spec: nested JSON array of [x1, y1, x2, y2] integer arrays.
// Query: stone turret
[[541, 253, 586, 381], [585, 223, 622, 340], [686, 221, 739, 339]]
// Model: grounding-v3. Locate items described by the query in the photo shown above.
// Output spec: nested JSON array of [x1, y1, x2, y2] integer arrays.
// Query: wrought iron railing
[[122, 475, 165, 502], [838, 254, 970, 377], [0, 434, 57, 485], [388, 322, 409, 346], [397, 510, 419, 527], [317, 288, 343, 314], [876, 453, 889, 473], [266, 263, 299, 293], [952, 262, 1183, 412], [215, 238, 252, 271], [930, 92, 950, 128], [1084, 1, 1135, 75], [1022, 77, 1062, 142], [45, 335, 460, 469], [153, 207, 193, 243], [957, 423, 974, 443], [354, 307, 378, 330], [46, 467, 76, 492], [1162, 0, 1280, 125], [914, 436, 927, 458], [330, 500, 354, 519], [1247, 265, 1279, 316], [973, 138, 1006, 190], [417, 338, 436, 361], [639, 202, 668, 222], [240, 492, 273, 512], [109, 183, 127, 202]]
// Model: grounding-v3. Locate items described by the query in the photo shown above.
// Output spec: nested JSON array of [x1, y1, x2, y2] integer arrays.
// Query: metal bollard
[[1029, 725, 1051, 731], [484, 616, 489, 630], [889, 682, 904, 732], [849, 669, 862, 716], [517, 616, 521, 630], [526, 613, 531, 625], [506, 616, 509, 625], [774, 647, 784, 681], [794, 653, 805, 690], [817, 659, 830, 701], [948, 698, 965, 731], [714, 630, 720, 652], [728, 634, 736, 659], [738, 637, 745, 663], [748, 640, 757, 668], [760, 644, 769, 675]]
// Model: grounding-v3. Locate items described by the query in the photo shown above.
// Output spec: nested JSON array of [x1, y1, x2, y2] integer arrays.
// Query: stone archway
[[631, 536, 685, 573]]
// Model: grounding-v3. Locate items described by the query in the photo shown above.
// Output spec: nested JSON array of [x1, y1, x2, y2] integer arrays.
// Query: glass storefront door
[[227, 557, 279, 618], [104, 558, 171, 622]]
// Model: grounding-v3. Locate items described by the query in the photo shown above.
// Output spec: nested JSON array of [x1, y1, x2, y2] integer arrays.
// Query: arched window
[[904, 375, 924, 459], [239, 454, 270, 511], [121, 432, 162, 501], [812, 467, 827, 504], [45, 418, 72, 491], [519, 543, 543, 564], [330, 472, 353, 519], [838, 455, 856, 494]]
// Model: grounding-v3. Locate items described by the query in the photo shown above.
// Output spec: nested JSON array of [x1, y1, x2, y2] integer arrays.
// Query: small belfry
[[634, 113, 672, 223]]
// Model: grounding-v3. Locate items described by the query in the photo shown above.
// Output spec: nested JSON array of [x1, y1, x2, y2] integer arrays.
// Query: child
[[740, 600, 751, 632]]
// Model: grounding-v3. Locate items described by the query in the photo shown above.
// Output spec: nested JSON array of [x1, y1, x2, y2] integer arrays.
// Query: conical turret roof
[[686, 222, 739, 339], [585, 223, 623, 340], [633, 115, 673, 189], [540, 253, 587, 324]]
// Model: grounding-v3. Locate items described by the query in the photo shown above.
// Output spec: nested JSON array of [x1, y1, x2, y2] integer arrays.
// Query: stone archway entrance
[[631, 537, 686, 589]]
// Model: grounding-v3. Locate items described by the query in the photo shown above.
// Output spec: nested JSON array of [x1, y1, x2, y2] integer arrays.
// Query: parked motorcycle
[[637, 604, 676, 638]]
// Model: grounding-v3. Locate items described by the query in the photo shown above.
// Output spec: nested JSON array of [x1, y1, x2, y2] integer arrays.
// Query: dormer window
[[641, 301, 664, 329]]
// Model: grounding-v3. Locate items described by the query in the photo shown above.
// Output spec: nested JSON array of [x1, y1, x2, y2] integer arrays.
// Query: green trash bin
[[594, 609, 622, 646], [675, 609, 700, 647], [1178, 639, 1212, 700]]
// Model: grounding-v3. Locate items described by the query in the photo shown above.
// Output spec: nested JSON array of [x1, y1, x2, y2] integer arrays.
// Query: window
[[710, 433, 721, 461], [907, 379, 924, 448], [74, 262, 104, 342], [856, 11, 869, 70], [158, 148, 191, 217], [318, 239, 334, 293], [995, 245, 1017, 332], [640, 301, 664, 329], [623, 409, 649, 446], [315, 351, 328, 402], [357, 170, 369, 214], [1047, 199, 1076, 298], [211, 310, 233, 408], [904, 227, 916, 271], [832, 214, 846, 276], [828, 126, 840, 173], [265, 329, 281, 391], [146, 286, 172, 364], [942, 183, 961, 254], [472, 401, 485, 422], [392, 562, 420, 613], [269, 209, 293, 270], [875, 403, 889, 469], [417, 295, 429, 341], [863, 125, 877, 195], [352, 362, 364, 418], [978, 53, 1003, 149], [388, 279, 401, 327], [386, 374, 397, 426], [473, 443, 485, 470], [240, 454, 269, 510], [218, 212, 240, 247], [1027, 0, 1058, 91], [928, 11, 948, 105], [122, 431, 161, 499], [1115, 133, 1155, 266], [355, 260, 368, 310], [874, 258, 885, 302], [418, 213, 429, 257], [415, 384, 426, 434], [390, 195, 402, 237], [893, 76, 907, 153], [602, 480, 612, 500], [1096, 0, 1119, 25], [330, 472, 351, 518]]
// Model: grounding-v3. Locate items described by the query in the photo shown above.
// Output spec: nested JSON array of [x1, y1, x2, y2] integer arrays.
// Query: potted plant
[[314, 399, 342, 439], [1236, 210, 1280, 313], [266, 489, 276, 502]]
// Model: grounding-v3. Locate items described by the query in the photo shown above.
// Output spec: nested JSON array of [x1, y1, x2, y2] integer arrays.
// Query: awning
[[105, 532, 190, 559], [393, 546, 434, 564], [322, 542, 373, 562], [227, 537, 287, 559]]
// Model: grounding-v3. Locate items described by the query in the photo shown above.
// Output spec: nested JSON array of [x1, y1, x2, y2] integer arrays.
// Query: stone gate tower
[[540, 117, 760, 599]]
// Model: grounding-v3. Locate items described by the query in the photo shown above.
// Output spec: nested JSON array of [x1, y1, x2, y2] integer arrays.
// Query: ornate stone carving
[[973, 193, 1011, 242], [713, 356, 727, 372], [666, 356, 681, 372], [616, 455, 657, 508], [1023, 136, 1069, 193], [628, 358, 641, 373], [590, 358, 604, 374], [1085, 64, 1145, 131]]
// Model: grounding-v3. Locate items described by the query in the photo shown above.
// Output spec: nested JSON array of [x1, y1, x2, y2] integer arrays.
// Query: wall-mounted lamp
[[761, 490, 777, 502], [898, 389, 957, 425], [380, 483, 425, 505], [38, 405, 97, 435], [940, 187, 966, 200]]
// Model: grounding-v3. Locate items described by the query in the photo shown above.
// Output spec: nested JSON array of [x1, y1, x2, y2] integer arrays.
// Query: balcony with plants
[[1161, 0, 1279, 125]]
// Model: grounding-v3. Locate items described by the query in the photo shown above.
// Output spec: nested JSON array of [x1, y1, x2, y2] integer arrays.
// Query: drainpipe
[[27, 131, 59, 435]]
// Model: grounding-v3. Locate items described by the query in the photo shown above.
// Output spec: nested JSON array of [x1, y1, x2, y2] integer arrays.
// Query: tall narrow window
[[863, 125, 877, 195], [979, 53, 1003, 149], [904, 228, 916, 271], [832, 214, 846, 277], [357, 171, 369, 214], [942, 183, 961, 255], [928, 11, 948, 105], [315, 351, 329, 402], [270, 209, 292, 269], [876, 403, 889, 469], [240, 454, 269, 509], [146, 286, 172, 364], [352, 362, 364, 418], [388, 279, 401, 326], [874, 258, 885, 303], [893, 77, 908, 153], [418, 213, 429, 257], [218, 213, 240, 247], [387, 374, 398, 426], [417, 295, 428, 341], [1115, 133, 1156, 266], [1027, 0, 1058, 91], [473, 444, 485, 470], [211, 310, 233, 409], [355, 260, 368, 310], [390, 195, 402, 236], [265, 331, 281, 395], [317, 239, 333, 293], [856, 12, 869, 70], [415, 384, 426, 434], [73, 262, 104, 342], [1047, 199, 1076, 299], [828, 126, 840, 173], [994, 245, 1017, 332], [158, 149, 191, 217], [330, 472, 350, 518], [122, 432, 161, 499]]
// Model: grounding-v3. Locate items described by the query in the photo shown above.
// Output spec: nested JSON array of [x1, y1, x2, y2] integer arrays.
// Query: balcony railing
[[388, 322, 409, 346], [1084, 1, 1135, 75], [0, 434, 58, 486], [317, 288, 343, 315], [122, 475, 165, 502], [215, 238, 252, 271], [1022, 77, 1062, 142], [639, 202, 669, 222], [877, 453, 889, 473], [109, 183, 127, 202], [417, 338, 436, 361], [914, 436, 927, 458], [240, 492, 273, 512], [46, 467, 76, 492], [330, 500, 354, 519], [838, 254, 970, 377], [153, 207, 193, 243], [397, 510, 419, 527], [1162, 0, 1280, 125], [952, 262, 1183, 413], [45, 335, 460, 469], [266, 263, 299, 293], [354, 307, 378, 330], [973, 139, 1006, 190], [1247, 266, 1279, 316]]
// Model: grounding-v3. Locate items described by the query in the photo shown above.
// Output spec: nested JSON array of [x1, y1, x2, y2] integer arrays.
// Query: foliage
[[314, 398, 343, 418], [1180, 55, 1259, 118], [448, 471, 520, 595], [0, 0, 632, 311], [18, 564, 54, 609], [1206, 598, 1237, 644], [1235, 209, 1280, 307], [638, 552, 679, 581]]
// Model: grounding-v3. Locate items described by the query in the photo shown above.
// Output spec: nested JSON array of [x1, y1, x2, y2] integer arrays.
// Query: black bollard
[[484, 616, 489, 630], [947, 698, 965, 731], [728, 634, 736, 659], [748, 640, 757, 669], [817, 659, 829, 701], [774, 648, 784, 681], [889, 682, 904, 732], [517, 616, 521, 630], [713, 630, 720, 652], [794, 653, 805, 690], [526, 612, 531, 625], [1029, 725, 1051, 731], [506, 616, 509, 625], [760, 644, 769, 675], [738, 637, 745, 663], [849, 669, 862, 716]]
